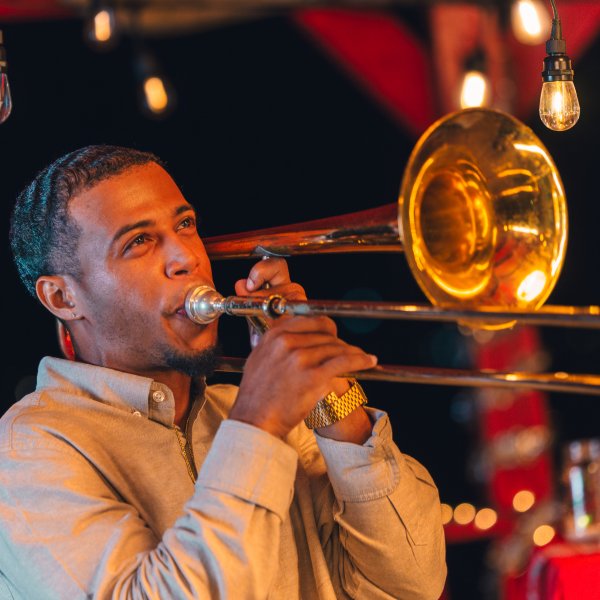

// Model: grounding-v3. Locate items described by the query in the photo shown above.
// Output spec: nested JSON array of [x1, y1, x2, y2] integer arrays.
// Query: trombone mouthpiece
[[185, 286, 224, 324]]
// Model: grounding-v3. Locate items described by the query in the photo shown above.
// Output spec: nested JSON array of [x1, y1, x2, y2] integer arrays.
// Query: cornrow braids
[[10, 145, 162, 297]]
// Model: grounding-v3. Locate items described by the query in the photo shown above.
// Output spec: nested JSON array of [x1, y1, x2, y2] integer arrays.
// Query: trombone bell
[[400, 109, 567, 318], [203, 109, 568, 330]]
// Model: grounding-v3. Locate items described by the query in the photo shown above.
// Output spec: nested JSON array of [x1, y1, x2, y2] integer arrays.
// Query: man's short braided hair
[[10, 145, 162, 297]]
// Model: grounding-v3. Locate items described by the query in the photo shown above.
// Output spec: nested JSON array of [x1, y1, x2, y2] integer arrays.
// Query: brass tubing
[[266, 298, 600, 329], [185, 287, 600, 329], [203, 203, 401, 259], [215, 357, 600, 396]]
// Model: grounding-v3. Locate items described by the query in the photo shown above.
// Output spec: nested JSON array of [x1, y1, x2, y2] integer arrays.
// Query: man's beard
[[163, 344, 220, 378]]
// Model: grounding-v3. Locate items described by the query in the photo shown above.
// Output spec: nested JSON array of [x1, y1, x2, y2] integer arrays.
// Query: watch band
[[304, 379, 368, 429]]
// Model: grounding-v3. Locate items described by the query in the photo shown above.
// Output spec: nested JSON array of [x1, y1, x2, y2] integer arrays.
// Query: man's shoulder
[[0, 367, 116, 455], [0, 389, 63, 453]]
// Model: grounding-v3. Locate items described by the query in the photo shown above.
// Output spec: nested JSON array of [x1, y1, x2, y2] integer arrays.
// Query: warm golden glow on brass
[[517, 270, 547, 302], [513, 490, 536, 512], [507, 225, 540, 236], [454, 503, 476, 525], [400, 110, 567, 329], [202, 110, 570, 333], [474, 508, 498, 530], [533, 524, 556, 546]]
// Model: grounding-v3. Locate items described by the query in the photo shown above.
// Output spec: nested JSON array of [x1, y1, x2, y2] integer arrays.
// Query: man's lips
[[167, 284, 214, 318], [170, 304, 208, 329]]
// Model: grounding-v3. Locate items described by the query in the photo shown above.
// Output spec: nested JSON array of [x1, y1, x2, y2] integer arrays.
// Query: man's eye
[[177, 216, 195, 230], [124, 234, 148, 252]]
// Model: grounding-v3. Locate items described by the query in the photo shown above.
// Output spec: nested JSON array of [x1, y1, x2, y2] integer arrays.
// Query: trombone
[[184, 287, 600, 396], [194, 108, 600, 394]]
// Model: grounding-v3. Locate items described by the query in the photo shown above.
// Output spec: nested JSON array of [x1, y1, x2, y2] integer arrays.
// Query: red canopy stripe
[[294, 9, 435, 138]]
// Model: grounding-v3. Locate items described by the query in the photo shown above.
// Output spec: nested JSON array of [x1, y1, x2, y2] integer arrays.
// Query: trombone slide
[[215, 357, 600, 396], [185, 286, 600, 330]]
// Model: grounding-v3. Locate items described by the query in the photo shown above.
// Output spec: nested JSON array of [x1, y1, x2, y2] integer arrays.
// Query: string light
[[513, 490, 536, 512], [511, 0, 551, 45], [144, 77, 169, 113], [539, 0, 580, 131], [454, 503, 477, 525], [460, 48, 489, 109], [135, 49, 176, 119], [441, 503, 453, 525], [442, 502, 500, 531], [0, 30, 12, 124], [474, 508, 498, 530], [533, 524, 556, 546], [85, 0, 117, 50], [460, 72, 489, 109]]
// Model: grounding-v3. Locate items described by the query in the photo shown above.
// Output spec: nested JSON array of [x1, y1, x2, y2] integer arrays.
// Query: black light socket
[[541, 18, 574, 82], [465, 47, 486, 73], [542, 53, 574, 82]]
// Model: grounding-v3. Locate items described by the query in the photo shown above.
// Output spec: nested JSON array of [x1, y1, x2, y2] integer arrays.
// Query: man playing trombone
[[1, 145, 446, 599]]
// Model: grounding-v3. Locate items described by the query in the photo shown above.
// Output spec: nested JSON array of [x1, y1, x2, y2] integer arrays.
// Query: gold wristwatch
[[304, 379, 368, 429]]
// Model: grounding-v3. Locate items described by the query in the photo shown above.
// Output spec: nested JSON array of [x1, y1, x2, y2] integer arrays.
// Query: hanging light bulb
[[460, 72, 489, 108], [135, 49, 176, 119], [511, 0, 551, 45], [539, 2, 580, 131], [540, 80, 579, 131], [144, 77, 169, 113], [460, 48, 489, 109], [0, 30, 12, 124], [85, 0, 117, 50]]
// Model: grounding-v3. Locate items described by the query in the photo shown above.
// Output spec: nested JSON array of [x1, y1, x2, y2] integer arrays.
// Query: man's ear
[[35, 276, 80, 321]]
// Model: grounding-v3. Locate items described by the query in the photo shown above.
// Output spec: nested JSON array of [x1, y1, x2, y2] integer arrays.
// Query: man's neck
[[118, 366, 194, 428], [149, 370, 193, 428]]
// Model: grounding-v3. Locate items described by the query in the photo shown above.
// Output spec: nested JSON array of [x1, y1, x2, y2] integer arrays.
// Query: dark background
[[2, 10, 600, 598]]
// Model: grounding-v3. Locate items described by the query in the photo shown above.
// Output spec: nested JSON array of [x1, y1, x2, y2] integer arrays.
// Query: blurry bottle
[[562, 439, 600, 541]]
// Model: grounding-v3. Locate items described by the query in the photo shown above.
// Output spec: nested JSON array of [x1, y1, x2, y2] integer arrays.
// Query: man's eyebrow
[[174, 204, 196, 218], [111, 219, 154, 246], [111, 205, 197, 246]]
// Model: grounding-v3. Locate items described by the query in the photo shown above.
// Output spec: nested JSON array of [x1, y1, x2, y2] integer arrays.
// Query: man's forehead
[[69, 163, 192, 231]]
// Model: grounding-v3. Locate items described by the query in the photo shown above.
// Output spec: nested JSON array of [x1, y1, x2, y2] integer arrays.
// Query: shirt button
[[132, 410, 142, 417], [153, 390, 166, 403]]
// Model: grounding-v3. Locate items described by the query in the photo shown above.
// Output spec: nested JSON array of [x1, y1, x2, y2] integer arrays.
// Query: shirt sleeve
[[311, 407, 447, 600], [0, 419, 298, 600]]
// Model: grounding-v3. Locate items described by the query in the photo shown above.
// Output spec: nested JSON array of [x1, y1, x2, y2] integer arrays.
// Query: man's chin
[[163, 344, 220, 378]]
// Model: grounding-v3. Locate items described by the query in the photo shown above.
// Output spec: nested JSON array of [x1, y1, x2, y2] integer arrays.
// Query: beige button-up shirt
[[0, 357, 446, 599]]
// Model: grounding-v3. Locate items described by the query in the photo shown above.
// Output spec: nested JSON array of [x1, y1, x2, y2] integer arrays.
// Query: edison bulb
[[0, 71, 11, 124], [85, 6, 117, 50], [143, 77, 170, 115], [92, 9, 115, 43], [511, 0, 550, 45], [460, 71, 489, 109], [539, 80, 580, 131], [135, 50, 176, 119]]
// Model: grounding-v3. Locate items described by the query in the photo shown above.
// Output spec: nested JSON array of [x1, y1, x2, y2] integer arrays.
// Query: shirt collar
[[36, 356, 203, 428]]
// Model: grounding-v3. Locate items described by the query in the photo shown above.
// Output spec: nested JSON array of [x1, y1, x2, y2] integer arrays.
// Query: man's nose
[[165, 239, 202, 278]]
